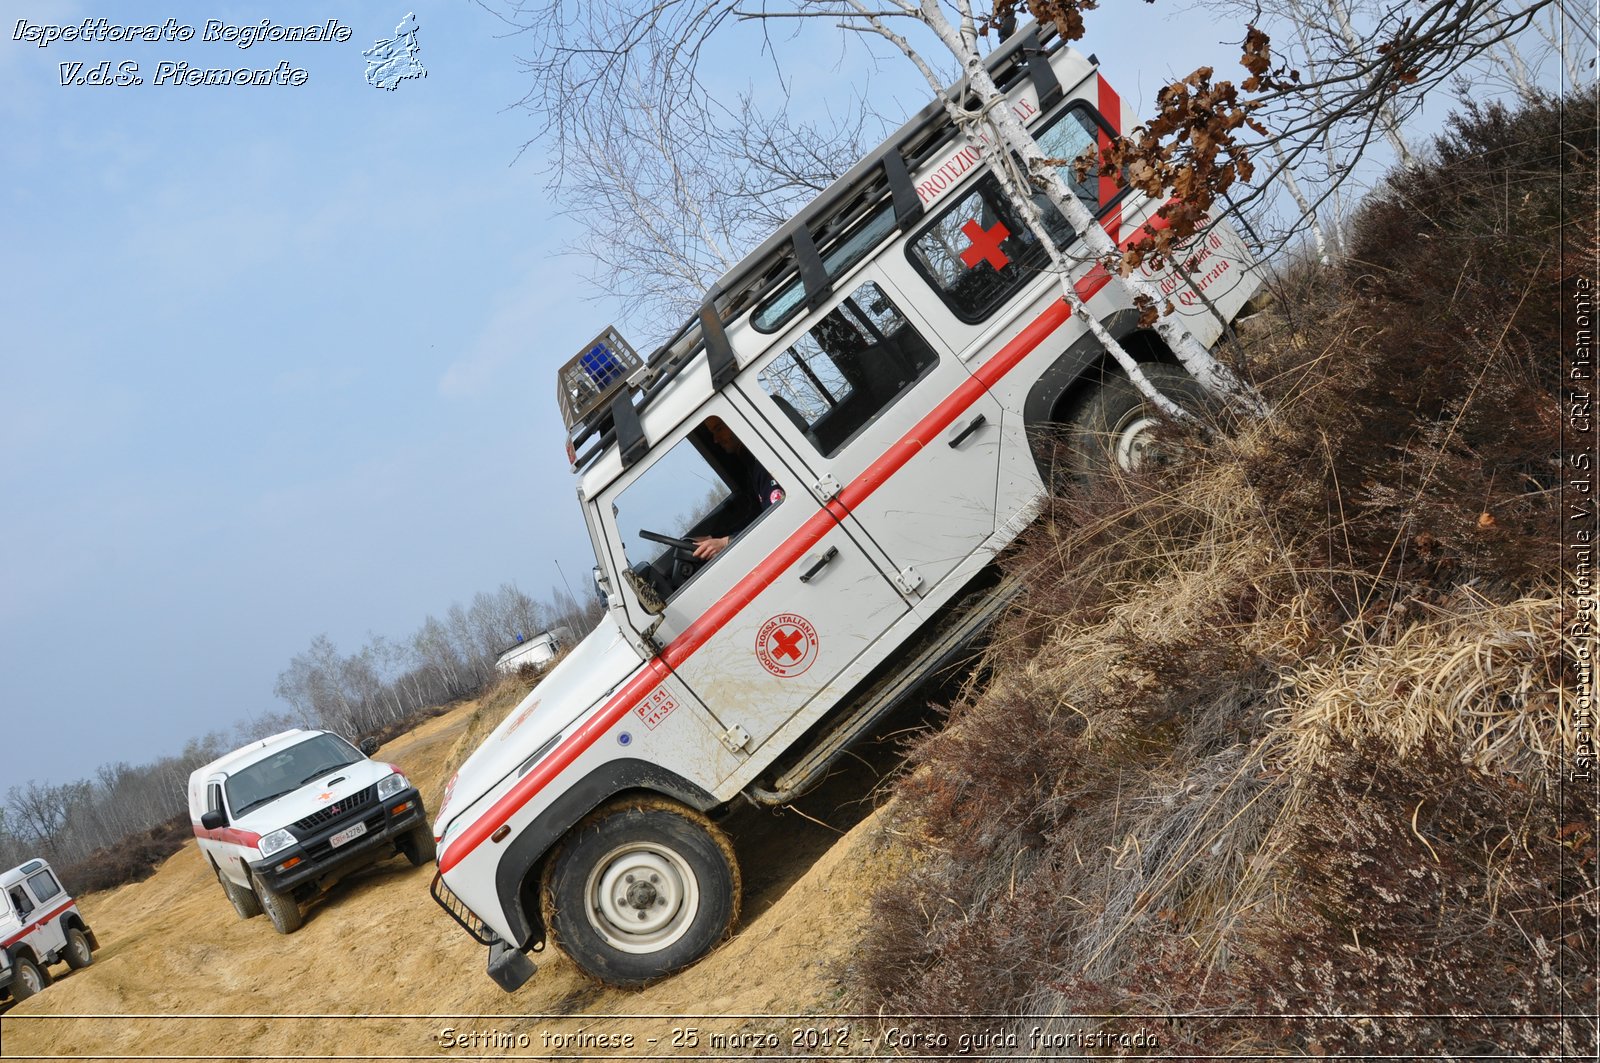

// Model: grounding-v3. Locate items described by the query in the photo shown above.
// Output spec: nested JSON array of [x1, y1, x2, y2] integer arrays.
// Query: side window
[[756, 281, 937, 457], [612, 417, 785, 602], [908, 176, 1048, 321], [8, 887, 33, 918], [908, 104, 1120, 322], [206, 782, 225, 815], [25, 870, 60, 904], [1033, 105, 1105, 218]]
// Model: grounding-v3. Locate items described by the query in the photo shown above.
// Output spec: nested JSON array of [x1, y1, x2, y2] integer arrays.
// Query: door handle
[[798, 546, 839, 583], [947, 413, 988, 448]]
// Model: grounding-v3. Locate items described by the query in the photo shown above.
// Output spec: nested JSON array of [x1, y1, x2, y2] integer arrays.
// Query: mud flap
[[486, 938, 537, 992]]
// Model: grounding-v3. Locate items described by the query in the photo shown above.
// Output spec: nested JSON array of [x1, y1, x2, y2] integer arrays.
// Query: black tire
[[64, 928, 94, 970], [542, 797, 740, 987], [254, 879, 303, 935], [220, 871, 263, 920], [1062, 363, 1209, 482], [401, 824, 436, 867], [10, 955, 47, 1001]]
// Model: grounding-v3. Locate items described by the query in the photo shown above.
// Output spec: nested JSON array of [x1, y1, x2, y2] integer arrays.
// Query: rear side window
[[907, 105, 1114, 323], [25, 869, 61, 904], [755, 281, 937, 457]]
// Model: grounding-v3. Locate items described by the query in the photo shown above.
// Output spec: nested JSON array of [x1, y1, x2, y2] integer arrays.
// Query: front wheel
[[220, 870, 263, 920], [254, 879, 304, 935], [542, 798, 740, 987], [64, 928, 94, 970], [1061, 363, 1210, 482], [401, 824, 436, 867]]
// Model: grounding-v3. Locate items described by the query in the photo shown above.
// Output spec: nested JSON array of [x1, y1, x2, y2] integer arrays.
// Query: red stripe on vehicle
[[438, 209, 1177, 875], [0, 900, 75, 950], [1097, 74, 1124, 244], [192, 824, 262, 848]]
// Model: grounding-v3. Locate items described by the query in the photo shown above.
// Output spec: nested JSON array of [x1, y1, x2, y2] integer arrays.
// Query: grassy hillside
[[845, 92, 1596, 1056]]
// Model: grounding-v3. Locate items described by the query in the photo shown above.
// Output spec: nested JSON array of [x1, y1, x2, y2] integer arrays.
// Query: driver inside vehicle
[[689, 416, 784, 561], [616, 415, 788, 607]]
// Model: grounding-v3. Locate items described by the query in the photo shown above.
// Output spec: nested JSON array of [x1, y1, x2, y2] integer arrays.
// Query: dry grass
[[845, 91, 1595, 1056], [1269, 591, 1573, 780]]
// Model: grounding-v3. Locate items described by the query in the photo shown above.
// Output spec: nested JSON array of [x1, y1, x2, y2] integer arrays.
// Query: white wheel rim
[[21, 965, 41, 991], [1113, 413, 1163, 471], [70, 938, 88, 963], [585, 841, 699, 954]]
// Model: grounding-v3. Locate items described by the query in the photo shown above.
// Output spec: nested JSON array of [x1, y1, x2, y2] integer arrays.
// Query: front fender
[[492, 758, 718, 948]]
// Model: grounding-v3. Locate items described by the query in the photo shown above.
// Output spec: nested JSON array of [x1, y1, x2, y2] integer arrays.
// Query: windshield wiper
[[296, 761, 356, 787]]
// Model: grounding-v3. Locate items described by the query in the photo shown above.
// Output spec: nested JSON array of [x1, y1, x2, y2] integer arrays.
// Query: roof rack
[[564, 21, 1076, 472]]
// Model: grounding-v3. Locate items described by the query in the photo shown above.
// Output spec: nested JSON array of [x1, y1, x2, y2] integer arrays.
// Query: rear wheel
[[1061, 363, 1209, 482], [11, 955, 47, 1000], [254, 879, 304, 935], [64, 928, 94, 970], [542, 798, 739, 987]]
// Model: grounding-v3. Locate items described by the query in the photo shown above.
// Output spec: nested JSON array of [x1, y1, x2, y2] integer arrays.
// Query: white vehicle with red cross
[[431, 22, 1262, 990], [188, 728, 432, 934], [0, 858, 97, 1006]]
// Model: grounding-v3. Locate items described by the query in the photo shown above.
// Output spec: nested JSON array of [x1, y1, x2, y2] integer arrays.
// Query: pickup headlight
[[258, 829, 296, 858], [376, 772, 409, 801]]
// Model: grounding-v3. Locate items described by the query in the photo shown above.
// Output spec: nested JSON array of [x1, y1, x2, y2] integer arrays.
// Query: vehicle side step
[[744, 576, 1022, 805]]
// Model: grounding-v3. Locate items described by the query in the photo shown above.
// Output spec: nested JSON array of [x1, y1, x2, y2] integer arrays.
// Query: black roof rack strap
[[1025, 27, 1063, 112], [883, 148, 924, 229], [610, 389, 648, 471], [700, 285, 738, 390], [791, 227, 831, 310]]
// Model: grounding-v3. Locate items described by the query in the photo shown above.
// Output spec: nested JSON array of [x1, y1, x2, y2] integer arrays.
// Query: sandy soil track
[[0, 691, 910, 1062]]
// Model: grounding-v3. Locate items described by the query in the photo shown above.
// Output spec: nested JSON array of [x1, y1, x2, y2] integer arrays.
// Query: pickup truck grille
[[301, 808, 387, 861], [293, 784, 377, 832]]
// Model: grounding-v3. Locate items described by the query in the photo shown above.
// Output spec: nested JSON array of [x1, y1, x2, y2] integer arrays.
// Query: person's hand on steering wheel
[[692, 535, 730, 561]]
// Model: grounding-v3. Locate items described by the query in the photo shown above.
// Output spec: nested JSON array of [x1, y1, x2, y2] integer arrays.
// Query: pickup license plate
[[329, 821, 368, 848]]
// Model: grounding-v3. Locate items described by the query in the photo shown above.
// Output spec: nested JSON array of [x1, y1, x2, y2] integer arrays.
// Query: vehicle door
[[19, 869, 67, 955], [736, 269, 1004, 601], [594, 399, 909, 769], [201, 776, 252, 885]]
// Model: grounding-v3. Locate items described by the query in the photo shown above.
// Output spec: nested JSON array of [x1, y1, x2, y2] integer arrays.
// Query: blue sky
[[0, 1, 1359, 794]]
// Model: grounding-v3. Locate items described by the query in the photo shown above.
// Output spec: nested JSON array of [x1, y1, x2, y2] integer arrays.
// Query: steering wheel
[[639, 528, 705, 585], [639, 529, 700, 558]]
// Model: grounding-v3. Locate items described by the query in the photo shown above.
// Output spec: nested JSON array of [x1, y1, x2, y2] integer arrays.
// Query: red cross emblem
[[959, 218, 1011, 271], [770, 627, 804, 661], [755, 613, 819, 677]]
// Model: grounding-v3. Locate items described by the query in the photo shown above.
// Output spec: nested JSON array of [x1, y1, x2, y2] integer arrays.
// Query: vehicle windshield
[[225, 734, 364, 817]]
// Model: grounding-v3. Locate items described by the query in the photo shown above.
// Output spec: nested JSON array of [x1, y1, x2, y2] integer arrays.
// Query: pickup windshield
[[226, 734, 364, 817]]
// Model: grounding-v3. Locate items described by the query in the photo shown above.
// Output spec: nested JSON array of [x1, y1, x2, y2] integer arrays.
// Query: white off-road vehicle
[[0, 858, 97, 1005], [432, 22, 1262, 990], [188, 728, 432, 934]]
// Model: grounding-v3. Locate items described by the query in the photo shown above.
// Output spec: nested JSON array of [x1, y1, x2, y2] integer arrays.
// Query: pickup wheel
[[542, 797, 740, 987], [401, 824, 436, 867], [64, 928, 94, 970], [254, 879, 304, 935], [10, 955, 47, 1000], [1063, 363, 1208, 481], [220, 871, 263, 919]]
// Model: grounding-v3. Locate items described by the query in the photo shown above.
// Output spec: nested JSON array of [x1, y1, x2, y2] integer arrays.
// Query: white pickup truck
[[188, 728, 432, 933], [431, 21, 1261, 990], [0, 858, 96, 1005]]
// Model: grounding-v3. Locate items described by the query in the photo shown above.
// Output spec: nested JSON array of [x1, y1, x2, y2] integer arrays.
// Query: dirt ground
[[0, 693, 918, 1062]]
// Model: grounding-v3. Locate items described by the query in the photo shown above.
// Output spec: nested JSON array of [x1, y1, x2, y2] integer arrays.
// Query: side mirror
[[359, 737, 380, 756], [201, 809, 228, 830]]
